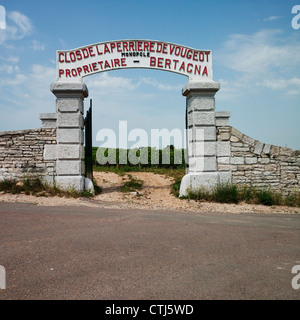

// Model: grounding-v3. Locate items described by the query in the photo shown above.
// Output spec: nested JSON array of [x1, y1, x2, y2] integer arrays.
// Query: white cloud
[[263, 16, 281, 21], [32, 39, 45, 51], [0, 11, 32, 44], [138, 77, 183, 91], [216, 29, 300, 98]]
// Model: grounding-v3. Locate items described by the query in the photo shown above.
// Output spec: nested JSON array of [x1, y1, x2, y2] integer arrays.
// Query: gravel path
[[0, 171, 299, 214]]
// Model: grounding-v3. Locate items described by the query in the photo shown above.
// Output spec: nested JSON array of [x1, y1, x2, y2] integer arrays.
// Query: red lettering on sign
[[192, 51, 198, 61], [180, 48, 187, 58], [98, 61, 103, 69], [199, 52, 204, 62], [169, 44, 175, 55], [187, 63, 193, 73], [122, 42, 128, 51], [173, 59, 179, 69], [114, 59, 120, 67], [162, 43, 168, 54], [92, 62, 98, 71], [59, 69, 64, 77], [69, 52, 76, 62], [66, 69, 71, 77], [89, 46, 95, 57], [186, 50, 192, 59], [110, 42, 116, 52], [76, 50, 82, 60], [77, 67, 82, 76], [175, 46, 181, 56], [82, 48, 89, 59], [150, 42, 155, 52], [144, 42, 149, 51], [83, 65, 89, 74], [194, 65, 201, 75], [205, 52, 210, 62], [137, 41, 142, 51], [156, 43, 162, 53], [128, 41, 135, 51], [104, 44, 110, 54], [104, 60, 111, 69], [116, 42, 122, 52], [202, 66, 208, 76], [165, 59, 171, 69], [157, 58, 163, 68], [96, 45, 103, 55], [59, 53, 64, 63], [121, 58, 126, 66], [179, 61, 185, 72], [65, 53, 70, 63], [150, 57, 156, 66]]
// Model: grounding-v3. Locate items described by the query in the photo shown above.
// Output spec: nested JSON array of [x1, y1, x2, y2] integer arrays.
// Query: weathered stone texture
[[0, 128, 56, 181], [217, 126, 300, 194]]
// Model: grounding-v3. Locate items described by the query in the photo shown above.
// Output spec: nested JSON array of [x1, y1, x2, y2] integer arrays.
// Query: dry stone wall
[[217, 125, 300, 194], [0, 128, 56, 182]]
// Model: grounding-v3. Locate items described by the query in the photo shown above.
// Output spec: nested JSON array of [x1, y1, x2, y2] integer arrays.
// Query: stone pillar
[[50, 82, 88, 191], [180, 81, 224, 196]]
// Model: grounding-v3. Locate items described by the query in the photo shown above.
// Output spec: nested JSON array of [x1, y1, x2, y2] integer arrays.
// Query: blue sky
[[0, 0, 299, 149]]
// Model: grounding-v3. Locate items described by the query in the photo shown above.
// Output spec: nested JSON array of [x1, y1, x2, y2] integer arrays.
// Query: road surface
[[0, 202, 299, 300]]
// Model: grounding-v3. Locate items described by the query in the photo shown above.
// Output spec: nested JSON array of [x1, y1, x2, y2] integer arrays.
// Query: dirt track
[[1, 171, 299, 214]]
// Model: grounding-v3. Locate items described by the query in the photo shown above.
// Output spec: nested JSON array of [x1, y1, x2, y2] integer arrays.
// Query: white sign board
[[57, 40, 213, 82]]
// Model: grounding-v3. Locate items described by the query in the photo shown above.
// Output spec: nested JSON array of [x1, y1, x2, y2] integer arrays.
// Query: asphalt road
[[0, 202, 299, 300]]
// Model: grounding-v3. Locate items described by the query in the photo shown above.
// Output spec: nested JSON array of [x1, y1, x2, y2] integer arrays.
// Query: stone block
[[57, 145, 83, 160], [190, 172, 220, 190], [217, 141, 231, 157], [55, 175, 85, 191], [40, 113, 57, 129], [218, 132, 230, 141], [217, 157, 230, 164], [230, 135, 240, 143], [242, 135, 255, 146], [44, 144, 57, 161], [57, 113, 84, 128], [263, 144, 271, 154], [57, 98, 83, 113], [230, 157, 244, 165], [57, 128, 83, 144], [258, 158, 270, 164], [245, 157, 257, 164], [187, 95, 214, 111], [56, 160, 83, 176], [189, 112, 215, 126], [231, 127, 243, 141], [191, 127, 216, 141], [219, 171, 232, 183], [195, 141, 216, 156], [189, 156, 217, 172], [215, 111, 231, 126], [254, 141, 264, 155], [182, 81, 220, 97]]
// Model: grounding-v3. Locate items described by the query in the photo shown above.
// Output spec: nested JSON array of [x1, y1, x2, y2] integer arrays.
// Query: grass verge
[[185, 183, 300, 207], [0, 177, 101, 198]]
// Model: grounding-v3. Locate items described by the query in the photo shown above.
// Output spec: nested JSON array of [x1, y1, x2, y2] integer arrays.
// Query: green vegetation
[[121, 174, 144, 193], [0, 177, 101, 198], [92, 146, 186, 170], [184, 183, 300, 207]]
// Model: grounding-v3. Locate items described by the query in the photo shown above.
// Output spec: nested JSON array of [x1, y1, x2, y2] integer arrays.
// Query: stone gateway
[[47, 39, 226, 194], [1, 39, 299, 195]]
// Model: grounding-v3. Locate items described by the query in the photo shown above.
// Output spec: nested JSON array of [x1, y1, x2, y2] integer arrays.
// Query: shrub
[[214, 183, 239, 204]]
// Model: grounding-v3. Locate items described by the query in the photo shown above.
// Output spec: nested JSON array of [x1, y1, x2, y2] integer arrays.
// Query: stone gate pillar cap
[[182, 80, 220, 96], [50, 81, 89, 98]]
